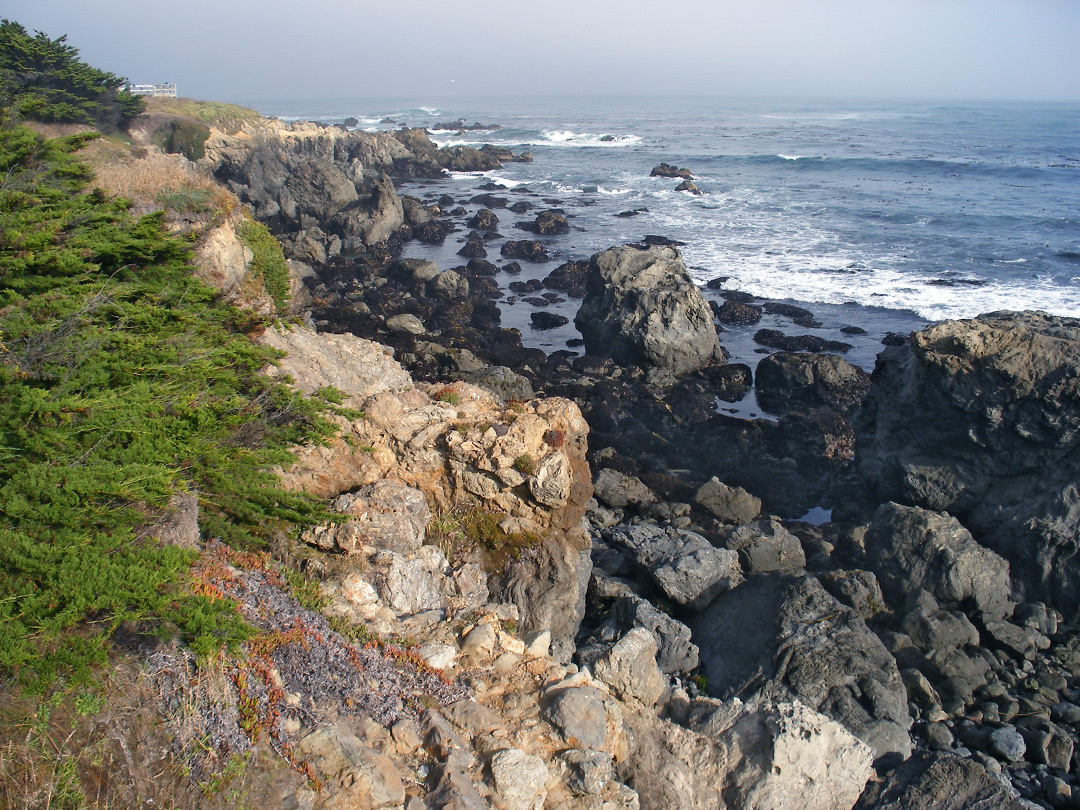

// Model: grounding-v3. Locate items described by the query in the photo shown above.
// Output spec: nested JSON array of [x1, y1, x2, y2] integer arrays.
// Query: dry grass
[[92, 149, 218, 201]]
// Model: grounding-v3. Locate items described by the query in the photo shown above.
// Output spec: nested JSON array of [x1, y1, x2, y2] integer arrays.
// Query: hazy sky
[[7, 0, 1080, 105]]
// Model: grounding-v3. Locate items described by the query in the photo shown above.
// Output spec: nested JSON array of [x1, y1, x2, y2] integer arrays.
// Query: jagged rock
[[593, 468, 657, 509], [864, 503, 1012, 618], [420, 710, 475, 772], [713, 299, 762, 326], [401, 194, 433, 227], [257, 326, 412, 405], [650, 163, 693, 179], [543, 260, 589, 298], [755, 351, 871, 413], [490, 748, 549, 810], [989, 725, 1027, 761], [561, 749, 614, 795], [982, 618, 1049, 660], [611, 596, 698, 674], [463, 366, 534, 403], [714, 701, 874, 810], [501, 240, 550, 262], [602, 523, 742, 609], [298, 725, 406, 808], [575, 244, 722, 379], [856, 312, 1080, 616], [531, 311, 569, 330], [594, 628, 666, 706], [457, 232, 487, 258], [1018, 720, 1074, 771], [901, 605, 980, 651], [426, 764, 488, 810], [337, 175, 404, 246], [675, 180, 702, 195], [853, 751, 1025, 809], [386, 313, 427, 335], [525, 209, 569, 235], [442, 699, 505, 737], [694, 477, 760, 524], [467, 208, 499, 230], [818, 570, 886, 621], [376, 546, 449, 615], [724, 518, 806, 574], [305, 480, 430, 553], [431, 269, 469, 299], [693, 573, 911, 761], [754, 329, 852, 353], [543, 685, 608, 749]]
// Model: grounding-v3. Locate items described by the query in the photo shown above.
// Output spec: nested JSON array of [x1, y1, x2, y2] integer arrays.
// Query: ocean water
[[259, 96, 1080, 374]]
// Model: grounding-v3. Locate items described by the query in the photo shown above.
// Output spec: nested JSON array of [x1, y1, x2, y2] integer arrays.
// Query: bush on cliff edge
[[0, 122, 331, 688]]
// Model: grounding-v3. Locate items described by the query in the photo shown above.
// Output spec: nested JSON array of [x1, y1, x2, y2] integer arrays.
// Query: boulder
[[531, 311, 569, 330], [304, 480, 430, 553], [463, 366, 534, 403], [376, 546, 449, 615], [864, 502, 1012, 618], [501, 240, 550, 262], [594, 468, 657, 509], [542, 685, 608, 750], [467, 208, 499, 230], [490, 749, 549, 810], [602, 523, 742, 609], [575, 244, 723, 378], [298, 725, 406, 808], [675, 180, 702, 195], [856, 312, 1080, 616], [853, 751, 1025, 809], [526, 209, 570, 235], [650, 163, 693, 179], [714, 701, 874, 810], [336, 174, 404, 246], [693, 573, 911, 761], [755, 351, 871, 413], [713, 299, 762, 326], [593, 627, 666, 705], [724, 518, 806, 574], [694, 477, 760, 524], [753, 329, 852, 353]]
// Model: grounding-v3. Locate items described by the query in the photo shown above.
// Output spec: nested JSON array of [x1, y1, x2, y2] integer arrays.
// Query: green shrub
[[236, 217, 291, 313], [0, 123, 332, 688], [513, 453, 538, 476], [155, 119, 211, 161]]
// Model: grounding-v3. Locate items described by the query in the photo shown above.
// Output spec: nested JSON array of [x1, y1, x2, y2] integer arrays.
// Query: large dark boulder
[[864, 503, 1012, 618], [854, 752, 1025, 810], [693, 573, 911, 762], [755, 351, 871, 413], [574, 244, 723, 379], [856, 312, 1080, 616]]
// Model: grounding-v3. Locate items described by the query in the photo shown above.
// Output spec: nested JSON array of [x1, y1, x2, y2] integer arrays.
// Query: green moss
[[236, 217, 290, 314], [0, 123, 332, 688], [513, 453, 538, 476]]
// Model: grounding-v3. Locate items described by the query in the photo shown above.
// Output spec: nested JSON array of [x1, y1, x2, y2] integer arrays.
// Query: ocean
[[258, 96, 1080, 384]]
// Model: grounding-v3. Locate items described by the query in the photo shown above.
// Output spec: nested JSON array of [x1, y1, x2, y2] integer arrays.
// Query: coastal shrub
[[154, 118, 211, 161], [0, 122, 333, 688], [236, 217, 291, 314], [0, 19, 143, 130]]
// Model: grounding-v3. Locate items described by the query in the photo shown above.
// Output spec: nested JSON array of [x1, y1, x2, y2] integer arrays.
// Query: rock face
[[693, 573, 911, 761], [575, 244, 722, 378], [755, 351, 871, 413], [717, 701, 874, 810], [853, 751, 1025, 809], [856, 311, 1080, 616], [864, 502, 1012, 618]]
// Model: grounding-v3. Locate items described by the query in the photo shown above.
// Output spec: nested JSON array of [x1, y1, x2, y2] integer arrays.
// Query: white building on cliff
[[127, 83, 177, 98]]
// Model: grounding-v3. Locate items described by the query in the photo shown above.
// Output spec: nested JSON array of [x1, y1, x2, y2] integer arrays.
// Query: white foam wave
[[419, 106, 441, 115], [778, 154, 802, 161]]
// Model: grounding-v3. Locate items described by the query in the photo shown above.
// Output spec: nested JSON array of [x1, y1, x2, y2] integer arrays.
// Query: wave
[[684, 242, 1080, 322]]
